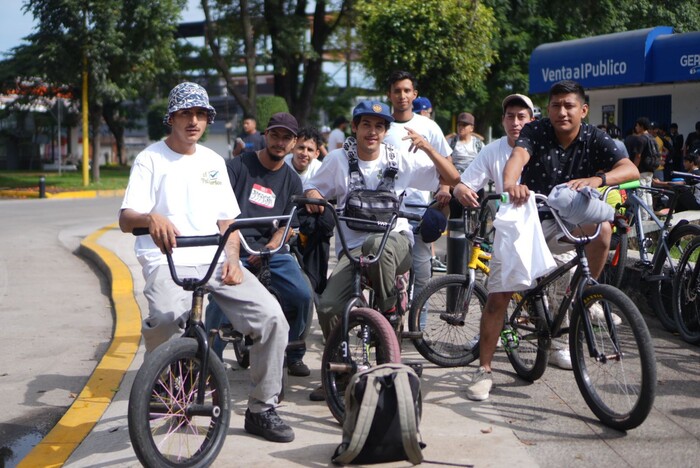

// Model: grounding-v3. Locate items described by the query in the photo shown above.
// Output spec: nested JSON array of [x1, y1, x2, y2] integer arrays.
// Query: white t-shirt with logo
[[121, 140, 240, 277]]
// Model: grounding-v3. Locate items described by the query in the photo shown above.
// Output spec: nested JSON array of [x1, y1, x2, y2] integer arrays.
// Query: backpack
[[343, 137, 403, 232], [332, 363, 425, 465], [641, 134, 661, 172]]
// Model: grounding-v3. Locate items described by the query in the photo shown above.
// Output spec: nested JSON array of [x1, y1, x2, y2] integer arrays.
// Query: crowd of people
[[118, 74, 698, 443]]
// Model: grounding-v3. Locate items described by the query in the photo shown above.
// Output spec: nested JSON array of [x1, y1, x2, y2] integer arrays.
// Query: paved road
[[2, 196, 699, 467], [0, 197, 121, 466]]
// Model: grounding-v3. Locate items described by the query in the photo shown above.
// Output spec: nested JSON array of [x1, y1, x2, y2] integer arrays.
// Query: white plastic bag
[[492, 193, 557, 290]]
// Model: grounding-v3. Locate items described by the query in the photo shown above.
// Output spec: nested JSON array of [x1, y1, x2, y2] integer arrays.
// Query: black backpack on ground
[[332, 363, 425, 465]]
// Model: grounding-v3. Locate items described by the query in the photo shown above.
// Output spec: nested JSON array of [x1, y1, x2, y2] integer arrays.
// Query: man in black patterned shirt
[[465, 80, 639, 402]]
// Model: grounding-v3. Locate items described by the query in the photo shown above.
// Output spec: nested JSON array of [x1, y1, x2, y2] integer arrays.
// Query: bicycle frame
[[623, 186, 677, 266], [507, 194, 622, 361]]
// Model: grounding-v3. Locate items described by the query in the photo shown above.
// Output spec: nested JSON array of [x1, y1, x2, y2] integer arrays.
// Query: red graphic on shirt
[[249, 183, 276, 208]]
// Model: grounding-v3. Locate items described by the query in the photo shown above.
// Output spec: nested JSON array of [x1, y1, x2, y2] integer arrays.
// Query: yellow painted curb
[[18, 223, 141, 468], [0, 189, 125, 199]]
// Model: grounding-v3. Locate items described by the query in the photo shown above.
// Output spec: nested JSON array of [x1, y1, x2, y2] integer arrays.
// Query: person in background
[[318, 125, 332, 159], [233, 116, 266, 156], [653, 147, 700, 213], [285, 126, 323, 185], [624, 117, 657, 219], [683, 121, 700, 157], [413, 96, 433, 117], [669, 123, 684, 173], [327, 116, 349, 151]]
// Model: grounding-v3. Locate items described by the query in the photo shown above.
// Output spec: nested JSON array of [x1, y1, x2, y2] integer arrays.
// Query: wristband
[[595, 172, 606, 186]]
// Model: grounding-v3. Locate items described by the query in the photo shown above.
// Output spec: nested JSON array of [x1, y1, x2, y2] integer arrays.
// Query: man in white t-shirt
[[383, 70, 453, 307], [304, 100, 459, 339], [284, 126, 323, 185], [327, 116, 349, 151], [118, 82, 294, 443]]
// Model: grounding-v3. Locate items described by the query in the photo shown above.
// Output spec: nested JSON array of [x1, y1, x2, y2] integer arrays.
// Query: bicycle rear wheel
[[504, 293, 550, 382], [673, 236, 700, 344], [408, 274, 486, 367], [570, 285, 656, 431], [322, 307, 401, 424], [649, 223, 700, 332], [128, 338, 231, 467]]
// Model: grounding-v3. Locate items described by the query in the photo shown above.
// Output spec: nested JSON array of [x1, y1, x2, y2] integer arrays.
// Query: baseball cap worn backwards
[[413, 97, 432, 112], [502, 94, 535, 115], [266, 112, 299, 136], [164, 82, 216, 126], [353, 101, 395, 123]]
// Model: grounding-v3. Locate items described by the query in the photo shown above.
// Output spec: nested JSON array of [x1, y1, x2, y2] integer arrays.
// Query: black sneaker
[[287, 360, 310, 377], [309, 385, 325, 401], [244, 408, 295, 443]]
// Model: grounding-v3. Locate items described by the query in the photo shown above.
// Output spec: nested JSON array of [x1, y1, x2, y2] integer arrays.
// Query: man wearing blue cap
[[304, 100, 459, 399], [413, 96, 433, 117], [119, 82, 295, 442]]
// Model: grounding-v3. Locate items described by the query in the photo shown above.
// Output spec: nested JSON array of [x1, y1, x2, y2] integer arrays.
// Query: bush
[[256, 96, 289, 129]]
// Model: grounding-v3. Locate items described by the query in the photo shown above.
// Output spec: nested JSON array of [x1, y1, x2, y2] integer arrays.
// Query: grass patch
[[0, 166, 130, 193]]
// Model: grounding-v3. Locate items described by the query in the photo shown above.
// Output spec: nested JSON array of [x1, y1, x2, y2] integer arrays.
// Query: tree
[[4, 0, 185, 179], [356, 0, 497, 110]]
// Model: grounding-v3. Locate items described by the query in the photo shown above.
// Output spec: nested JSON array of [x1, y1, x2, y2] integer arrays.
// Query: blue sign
[[649, 32, 700, 83], [529, 27, 674, 94]]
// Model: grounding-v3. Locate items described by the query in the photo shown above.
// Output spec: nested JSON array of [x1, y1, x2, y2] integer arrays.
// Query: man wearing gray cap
[[119, 82, 295, 442]]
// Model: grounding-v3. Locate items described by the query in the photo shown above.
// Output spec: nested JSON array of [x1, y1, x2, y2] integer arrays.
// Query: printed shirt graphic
[[249, 183, 276, 208]]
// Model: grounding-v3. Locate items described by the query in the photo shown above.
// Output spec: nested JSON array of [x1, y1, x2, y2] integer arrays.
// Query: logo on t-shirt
[[249, 183, 276, 208], [201, 170, 223, 186]]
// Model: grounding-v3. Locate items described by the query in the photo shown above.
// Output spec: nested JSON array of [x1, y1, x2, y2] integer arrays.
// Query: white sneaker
[[466, 366, 492, 401], [589, 303, 622, 326], [549, 348, 573, 370]]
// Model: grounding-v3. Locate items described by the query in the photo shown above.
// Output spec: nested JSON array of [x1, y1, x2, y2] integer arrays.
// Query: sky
[[0, 0, 204, 56]]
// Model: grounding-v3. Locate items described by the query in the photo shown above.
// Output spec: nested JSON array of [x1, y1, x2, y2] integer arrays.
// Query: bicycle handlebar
[[671, 171, 700, 183], [533, 193, 603, 245], [132, 212, 295, 288], [291, 195, 415, 266]]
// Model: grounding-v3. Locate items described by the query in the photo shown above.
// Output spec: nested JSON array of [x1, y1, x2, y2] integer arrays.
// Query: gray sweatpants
[[142, 263, 288, 412]]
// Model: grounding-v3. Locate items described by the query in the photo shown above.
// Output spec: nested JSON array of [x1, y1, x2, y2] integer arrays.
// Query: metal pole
[[39, 176, 46, 198], [57, 99, 62, 176], [82, 54, 89, 186], [446, 217, 467, 310]]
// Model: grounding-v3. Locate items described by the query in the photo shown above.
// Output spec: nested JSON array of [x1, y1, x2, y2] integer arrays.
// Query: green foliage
[[356, 0, 497, 107], [255, 95, 289, 131], [147, 99, 169, 142]]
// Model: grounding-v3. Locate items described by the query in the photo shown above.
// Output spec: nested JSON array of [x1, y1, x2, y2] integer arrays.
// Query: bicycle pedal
[[401, 330, 423, 340], [402, 360, 423, 378]]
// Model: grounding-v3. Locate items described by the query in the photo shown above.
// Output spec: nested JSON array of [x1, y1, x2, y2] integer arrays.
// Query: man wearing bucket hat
[[119, 82, 295, 443], [303, 99, 459, 400]]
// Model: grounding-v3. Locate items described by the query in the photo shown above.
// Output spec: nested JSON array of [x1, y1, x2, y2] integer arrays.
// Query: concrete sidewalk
[[38, 223, 538, 467]]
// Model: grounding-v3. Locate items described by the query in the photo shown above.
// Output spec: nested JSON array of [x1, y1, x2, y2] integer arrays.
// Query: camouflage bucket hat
[[163, 82, 216, 126]]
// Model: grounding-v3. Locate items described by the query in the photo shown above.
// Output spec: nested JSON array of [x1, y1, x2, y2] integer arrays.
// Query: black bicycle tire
[[570, 284, 656, 431], [673, 236, 700, 344], [603, 229, 628, 289], [408, 274, 486, 367], [128, 338, 231, 467], [505, 293, 550, 382], [321, 307, 401, 424], [649, 223, 700, 332]]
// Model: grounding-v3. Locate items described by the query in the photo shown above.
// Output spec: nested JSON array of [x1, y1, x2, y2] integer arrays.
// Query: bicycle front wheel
[[322, 307, 401, 424], [504, 293, 550, 382], [649, 223, 700, 332], [673, 236, 700, 344], [128, 338, 231, 467], [570, 285, 656, 431], [408, 274, 486, 367]]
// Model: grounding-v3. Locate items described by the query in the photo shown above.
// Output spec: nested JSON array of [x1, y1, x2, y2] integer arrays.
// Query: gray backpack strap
[[344, 136, 365, 191], [380, 143, 399, 193], [395, 370, 424, 464], [333, 374, 382, 464]]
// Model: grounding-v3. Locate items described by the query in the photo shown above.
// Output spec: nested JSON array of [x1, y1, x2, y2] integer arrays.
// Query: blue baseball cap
[[419, 206, 447, 243], [413, 97, 432, 113], [352, 101, 394, 123]]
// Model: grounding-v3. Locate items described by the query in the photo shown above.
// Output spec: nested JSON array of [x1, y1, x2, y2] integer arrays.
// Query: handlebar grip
[[176, 235, 221, 248], [618, 180, 641, 190], [133, 227, 150, 236], [291, 195, 326, 206], [400, 211, 422, 222]]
